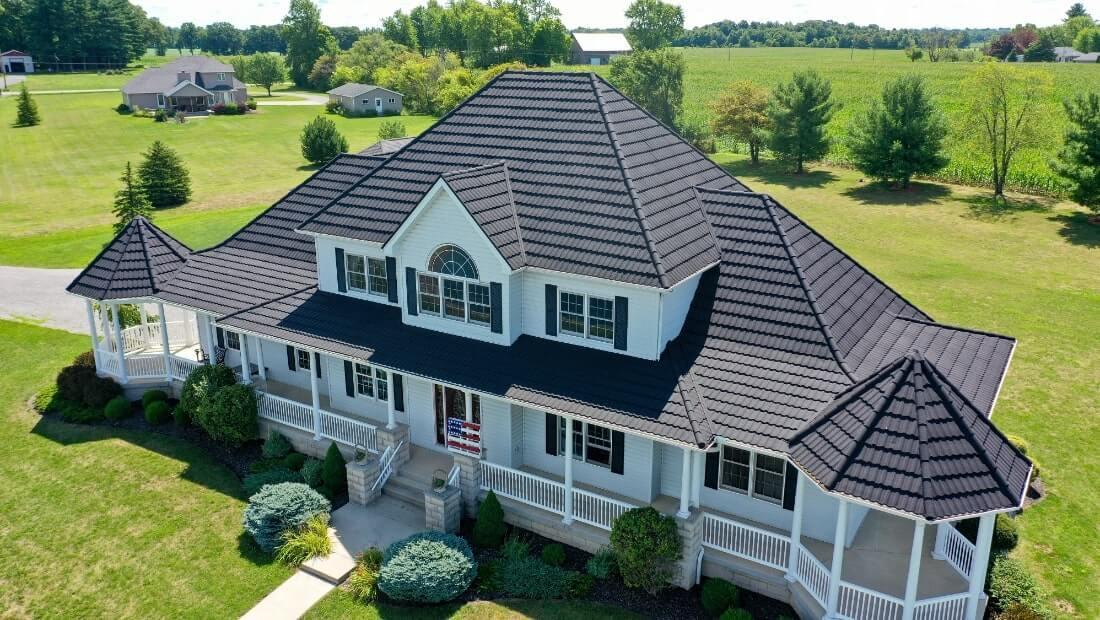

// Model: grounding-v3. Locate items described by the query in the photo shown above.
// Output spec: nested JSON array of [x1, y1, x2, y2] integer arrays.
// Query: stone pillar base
[[347, 459, 381, 505], [376, 425, 410, 469], [453, 453, 482, 518], [673, 508, 705, 590], [424, 485, 462, 533]]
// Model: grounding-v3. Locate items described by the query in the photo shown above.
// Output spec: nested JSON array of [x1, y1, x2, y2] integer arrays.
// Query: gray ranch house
[[327, 83, 403, 116], [69, 72, 1029, 620], [570, 32, 632, 65], [121, 56, 247, 113]]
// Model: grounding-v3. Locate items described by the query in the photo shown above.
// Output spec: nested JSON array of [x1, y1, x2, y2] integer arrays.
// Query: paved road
[[0, 267, 85, 333], [256, 91, 326, 106], [1, 74, 26, 91]]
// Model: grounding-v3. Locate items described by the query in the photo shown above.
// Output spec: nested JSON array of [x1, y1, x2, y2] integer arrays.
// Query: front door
[[434, 385, 466, 445]]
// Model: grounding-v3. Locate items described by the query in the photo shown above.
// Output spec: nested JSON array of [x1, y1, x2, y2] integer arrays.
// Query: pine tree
[[300, 116, 348, 164], [848, 75, 948, 188], [1052, 93, 1100, 216], [766, 70, 836, 173], [112, 162, 153, 233], [15, 85, 40, 127], [137, 140, 191, 208]]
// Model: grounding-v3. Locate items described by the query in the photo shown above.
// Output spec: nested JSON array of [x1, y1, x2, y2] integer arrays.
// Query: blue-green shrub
[[585, 547, 616, 579], [243, 468, 303, 496], [492, 555, 570, 598], [378, 531, 477, 603], [242, 482, 330, 553]]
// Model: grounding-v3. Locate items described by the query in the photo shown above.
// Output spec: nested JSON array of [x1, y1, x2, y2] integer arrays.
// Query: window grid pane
[[585, 424, 612, 466], [346, 255, 367, 292], [418, 274, 440, 314], [721, 446, 750, 492], [753, 454, 785, 503], [355, 363, 373, 397], [588, 297, 615, 341], [367, 258, 388, 296], [375, 368, 388, 401], [468, 283, 491, 325], [560, 292, 585, 335], [428, 245, 479, 279], [297, 349, 311, 370], [226, 331, 241, 350], [443, 278, 466, 320]]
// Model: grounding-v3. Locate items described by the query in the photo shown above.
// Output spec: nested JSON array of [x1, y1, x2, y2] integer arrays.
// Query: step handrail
[[372, 440, 403, 492]]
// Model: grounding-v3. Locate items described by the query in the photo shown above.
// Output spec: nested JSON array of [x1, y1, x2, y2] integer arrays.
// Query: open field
[[0, 91, 434, 265], [557, 47, 1100, 195]]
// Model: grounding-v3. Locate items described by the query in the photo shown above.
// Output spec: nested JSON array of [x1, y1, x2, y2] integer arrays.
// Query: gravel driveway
[[0, 267, 86, 333]]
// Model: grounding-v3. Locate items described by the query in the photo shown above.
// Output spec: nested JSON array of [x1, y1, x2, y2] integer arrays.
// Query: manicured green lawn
[[9, 71, 133, 91], [0, 320, 294, 618], [304, 590, 639, 619], [715, 155, 1099, 617]]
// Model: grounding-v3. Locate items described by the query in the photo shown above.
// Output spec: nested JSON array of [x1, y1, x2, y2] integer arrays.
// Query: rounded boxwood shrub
[[242, 482, 330, 553], [720, 609, 753, 620], [541, 543, 566, 567], [610, 506, 681, 594], [178, 363, 236, 417], [243, 467, 303, 496], [565, 571, 595, 599], [473, 490, 507, 548], [702, 578, 741, 616], [141, 389, 168, 408], [284, 452, 307, 471], [82, 376, 123, 409], [104, 395, 132, 420], [144, 400, 172, 425], [378, 531, 477, 603], [195, 383, 257, 446], [263, 431, 293, 459], [993, 514, 1019, 552]]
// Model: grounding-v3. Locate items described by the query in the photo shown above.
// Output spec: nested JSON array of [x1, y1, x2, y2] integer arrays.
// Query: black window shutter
[[215, 327, 225, 348], [405, 267, 418, 316], [545, 412, 558, 455], [386, 257, 398, 303], [611, 430, 625, 475], [343, 360, 355, 397], [614, 296, 628, 351], [704, 451, 719, 489], [782, 462, 798, 511], [335, 248, 347, 293], [545, 284, 557, 336], [490, 282, 503, 334], [314, 352, 322, 378], [286, 345, 296, 370], [394, 374, 404, 411]]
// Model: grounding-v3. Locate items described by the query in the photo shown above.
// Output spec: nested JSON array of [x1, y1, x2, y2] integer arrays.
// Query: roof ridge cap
[[893, 313, 1015, 343], [100, 221, 139, 300], [668, 341, 717, 448], [500, 164, 528, 266], [761, 196, 857, 382], [914, 363, 933, 518], [589, 72, 669, 288], [441, 160, 508, 178], [831, 357, 912, 485]]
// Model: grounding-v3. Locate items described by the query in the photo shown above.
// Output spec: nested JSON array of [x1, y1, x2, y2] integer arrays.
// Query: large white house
[[67, 72, 1030, 620]]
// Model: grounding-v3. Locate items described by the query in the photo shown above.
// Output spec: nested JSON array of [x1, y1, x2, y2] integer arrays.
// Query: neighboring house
[[327, 83, 403, 116], [69, 72, 1029, 620], [570, 32, 632, 65], [358, 137, 414, 156], [1073, 52, 1100, 62], [121, 56, 247, 112], [1, 50, 34, 73], [1054, 46, 1082, 62]]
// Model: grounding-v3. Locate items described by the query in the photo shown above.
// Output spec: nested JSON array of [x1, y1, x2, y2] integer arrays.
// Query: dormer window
[[417, 245, 491, 328], [217, 72, 226, 81], [560, 290, 615, 343]]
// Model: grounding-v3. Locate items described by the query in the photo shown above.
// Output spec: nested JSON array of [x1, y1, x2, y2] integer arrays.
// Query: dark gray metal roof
[[440, 162, 526, 269], [299, 71, 743, 288], [358, 137, 414, 156], [788, 351, 1031, 520], [67, 217, 191, 301]]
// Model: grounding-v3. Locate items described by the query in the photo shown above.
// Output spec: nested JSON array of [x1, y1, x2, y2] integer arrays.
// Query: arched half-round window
[[428, 245, 479, 280]]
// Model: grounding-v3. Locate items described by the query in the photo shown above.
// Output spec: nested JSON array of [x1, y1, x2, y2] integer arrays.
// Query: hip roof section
[[67, 217, 190, 301]]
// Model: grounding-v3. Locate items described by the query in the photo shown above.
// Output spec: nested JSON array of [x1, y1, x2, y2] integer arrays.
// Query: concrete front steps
[[381, 470, 430, 509]]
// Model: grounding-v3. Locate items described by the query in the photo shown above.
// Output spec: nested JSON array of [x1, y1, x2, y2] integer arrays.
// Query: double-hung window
[[367, 258, 388, 296], [217, 72, 226, 81], [345, 254, 367, 292], [417, 245, 491, 328], [719, 445, 786, 504], [559, 291, 615, 343], [226, 331, 241, 350], [354, 363, 389, 401], [558, 418, 612, 468], [443, 279, 465, 319], [418, 274, 441, 314], [296, 348, 311, 371]]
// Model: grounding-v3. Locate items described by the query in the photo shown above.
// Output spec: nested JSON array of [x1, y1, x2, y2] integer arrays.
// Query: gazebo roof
[[67, 217, 191, 301], [789, 351, 1031, 521]]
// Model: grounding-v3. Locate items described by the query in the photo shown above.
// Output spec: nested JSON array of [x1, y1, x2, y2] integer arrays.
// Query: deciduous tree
[[709, 80, 770, 164], [1052, 93, 1100, 216], [112, 162, 152, 232], [766, 69, 836, 173], [137, 141, 191, 208], [300, 116, 348, 164], [624, 0, 684, 50], [283, 0, 337, 87], [248, 52, 287, 96], [608, 48, 685, 128], [178, 22, 200, 53]]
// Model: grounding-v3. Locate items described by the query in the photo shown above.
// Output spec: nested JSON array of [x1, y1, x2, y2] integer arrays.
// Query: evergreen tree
[[15, 85, 39, 127], [283, 0, 336, 87], [300, 116, 348, 164], [1066, 2, 1090, 19], [1024, 31, 1056, 61], [848, 75, 948, 188], [608, 48, 685, 127], [709, 80, 770, 164], [112, 162, 152, 233], [766, 70, 837, 173], [137, 140, 191, 208], [1052, 93, 1100, 216]]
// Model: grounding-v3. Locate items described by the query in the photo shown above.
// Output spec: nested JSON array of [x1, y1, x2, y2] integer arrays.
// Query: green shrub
[[275, 513, 332, 566], [173, 405, 190, 426], [301, 457, 324, 487], [263, 431, 293, 459], [284, 452, 307, 471], [378, 531, 477, 603], [61, 400, 104, 423], [586, 547, 617, 579], [360, 546, 383, 569], [144, 400, 172, 424], [993, 514, 1020, 552], [81, 375, 122, 409], [702, 578, 741, 616], [250, 458, 283, 474], [195, 383, 257, 446], [154, 108, 167, 122], [346, 552, 381, 603], [988, 554, 1050, 617], [324, 100, 342, 114], [104, 395, 132, 420], [141, 389, 167, 408], [542, 543, 566, 567], [178, 363, 235, 417], [72, 350, 96, 368], [57, 364, 95, 403], [565, 572, 595, 599], [33, 385, 59, 414], [300, 116, 349, 165], [491, 556, 570, 598], [116, 103, 131, 114], [610, 506, 681, 594], [720, 609, 753, 620], [242, 482, 330, 553], [322, 442, 346, 493], [244, 468, 303, 496], [501, 535, 530, 561], [1006, 434, 1029, 456], [473, 490, 507, 548]]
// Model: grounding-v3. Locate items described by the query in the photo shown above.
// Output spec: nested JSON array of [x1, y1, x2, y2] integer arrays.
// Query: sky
[[133, 0, 1074, 30]]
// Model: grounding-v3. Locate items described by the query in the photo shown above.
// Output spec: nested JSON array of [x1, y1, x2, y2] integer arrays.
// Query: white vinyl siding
[[313, 238, 395, 306], [658, 271, 702, 354]]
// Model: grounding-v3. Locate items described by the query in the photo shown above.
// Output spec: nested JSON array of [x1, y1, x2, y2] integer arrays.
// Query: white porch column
[[207, 318, 218, 361], [386, 385, 397, 429], [901, 520, 926, 620], [100, 305, 112, 352], [965, 513, 997, 620], [932, 522, 949, 560], [254, 337, 266, 381], [139, 304, 149, 345], [785, 472, 806, 581], [677, 447, 692, 518], [690, 451, 703, 508], [310, 351, 322, 439], [85, 300, 100, 367], [562, 415, 574, 524], [239, 333, 251, 385], [464, 390, 473, 422], [826, 498, 849, 618], [111, 303, 128, 383], [157, 303, 171, 381]]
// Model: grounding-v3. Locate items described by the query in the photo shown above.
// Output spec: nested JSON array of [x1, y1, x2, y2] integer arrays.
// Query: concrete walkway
[[0, 267, 85, 333], [242, 497, 423, 620]]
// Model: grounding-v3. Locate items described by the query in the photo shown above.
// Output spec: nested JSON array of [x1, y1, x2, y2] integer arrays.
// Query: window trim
[[558, 290, 615, 344], [558, 418, 612, 469], [416, 273, 492, 329], [354, 362, 389, 402], [366, 257, 389, 297], [217, 72, 226, 81], [225, 331, 241, 350], [296, 348, 311, 371], [345, 253, 367, 293], [718, 445, 786, 506]]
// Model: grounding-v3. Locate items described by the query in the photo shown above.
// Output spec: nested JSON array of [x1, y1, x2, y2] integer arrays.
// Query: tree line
[[674, 19, 1000, 50], [0, 0, 150, 67]]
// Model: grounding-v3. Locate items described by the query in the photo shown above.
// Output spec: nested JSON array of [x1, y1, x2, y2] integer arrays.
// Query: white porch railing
[[702, 511, 791, 571], [125, 353, 166, 378], [913, 593, 969, 620], [837, 582, 903, 620], [257, 391, 315, 433], [169, 356, 202, 381], [256, 390, 379, 453], [795, 544, 832, 609], [480, 461, 565, 515], [319, 409, 378, 453], [935, 523, 976, 580], [572, 487, 634, 530], [446, 464, 461, 488], [120, 321, 193, 354], [99, 353, 120, 375]]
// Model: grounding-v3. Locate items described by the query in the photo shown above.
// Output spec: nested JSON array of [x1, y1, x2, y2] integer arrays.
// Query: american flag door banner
[[446, 416, 482, 457]]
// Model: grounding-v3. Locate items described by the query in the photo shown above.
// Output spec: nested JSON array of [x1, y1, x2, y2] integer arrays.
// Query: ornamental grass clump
[[345, 548, 383, 603], [275, 513, 332, 566], [242, 482, 330, 553], [378, 531, 477, 603], [263, 431, 294, 459]]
